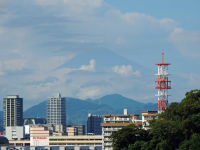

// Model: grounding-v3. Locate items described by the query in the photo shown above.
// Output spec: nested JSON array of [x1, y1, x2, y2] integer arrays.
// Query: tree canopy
[[111, 89, 200, 150]]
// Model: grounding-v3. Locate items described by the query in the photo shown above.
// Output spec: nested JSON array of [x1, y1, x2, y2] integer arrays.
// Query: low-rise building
[[30, 126, 50, 146], [49, 135, 102, 146], [24, 118, 47, 137], [30, 126, 102, 147], [74, 125, 85, 135], [101, 109, 142, 150], [67, 125, 85, 136], [67, 126, 78, 136], [6, 126, 24, 140]]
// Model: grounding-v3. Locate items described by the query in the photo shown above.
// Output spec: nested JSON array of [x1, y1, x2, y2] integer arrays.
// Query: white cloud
[[112, 65, 140, 77], [116, 37, 126, 45], [77, 86, 102, 99], [169, 28, 200, 58], [36, 0, 103, 7], [178, 73, 200, 87], [80, 59, 96, 72], [37, 55, 74, 71], [0, 0, 4, 9], [0, 27, 3, 34], [0, 71, 4, 76], [0, 0, 195, 106], [2, 59, 27, 71], [36, 0, 103, 18], [63, 0, 102, 8], [65, 37, 103, 44], [118, 12, 177, 31], [35, 0, 60, 6]]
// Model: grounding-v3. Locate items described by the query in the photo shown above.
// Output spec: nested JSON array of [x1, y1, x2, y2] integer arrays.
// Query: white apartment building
[[101, 109, 142, 150], [141, 111, 157, 130], [47, 93, 66, 133]]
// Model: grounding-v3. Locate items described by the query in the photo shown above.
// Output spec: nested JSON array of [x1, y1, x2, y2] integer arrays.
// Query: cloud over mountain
[[112, 65, 140, 77], [0, 0, 199, 109], [169, 28, 200, 59], [80, 59, 96, 72]]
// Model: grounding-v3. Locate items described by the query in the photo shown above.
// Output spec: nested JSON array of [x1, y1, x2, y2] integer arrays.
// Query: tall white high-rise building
[[47, 93, 66, 132]]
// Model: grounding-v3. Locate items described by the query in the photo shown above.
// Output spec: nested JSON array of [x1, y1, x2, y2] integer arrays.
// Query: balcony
[[103, 133, 111, 136], [103, 142, 112, 146]]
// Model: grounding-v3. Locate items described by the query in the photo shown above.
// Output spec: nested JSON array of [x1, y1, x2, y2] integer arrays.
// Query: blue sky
[[0, 0, 200, 109], [106, 0, 200, 29]]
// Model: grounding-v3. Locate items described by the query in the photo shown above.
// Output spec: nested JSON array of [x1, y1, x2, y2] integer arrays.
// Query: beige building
[[101, 109, 142, 150], [49, 135, 102, 146], [141, 111, 157, 130], [8, 140, 30, 146], [30, 126, 50, 146], [67, 126, 78, 136], [30, 126, 102, 147]]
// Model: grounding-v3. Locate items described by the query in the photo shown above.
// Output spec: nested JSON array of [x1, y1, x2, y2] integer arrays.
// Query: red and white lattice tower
[[155, 53, 171, 113]]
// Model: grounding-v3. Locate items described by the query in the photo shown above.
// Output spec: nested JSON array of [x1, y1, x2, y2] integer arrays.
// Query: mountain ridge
[[0, 94, 157, 132]]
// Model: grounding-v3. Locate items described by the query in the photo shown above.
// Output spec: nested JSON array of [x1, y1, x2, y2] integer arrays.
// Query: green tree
[[111, 124, 149, 150], [111, 90, 200, 150]]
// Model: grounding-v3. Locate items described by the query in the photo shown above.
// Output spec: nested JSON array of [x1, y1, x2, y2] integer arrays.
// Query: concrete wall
[[6, 126, 24, 140]]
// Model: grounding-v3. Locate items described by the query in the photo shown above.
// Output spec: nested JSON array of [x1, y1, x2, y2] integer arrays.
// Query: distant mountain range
[[0, 94, 157, 132]]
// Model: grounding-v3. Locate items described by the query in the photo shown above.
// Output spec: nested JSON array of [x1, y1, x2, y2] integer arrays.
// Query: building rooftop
[[141, 111, 157, 113], [104, 114, 139, 117], [143, 114, 158, 116], [6, 95, 20, 98], [101, 122, 142, 127]]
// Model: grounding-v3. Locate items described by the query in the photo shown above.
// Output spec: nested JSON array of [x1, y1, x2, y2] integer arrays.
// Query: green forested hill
[[111, 90, 200, 150]]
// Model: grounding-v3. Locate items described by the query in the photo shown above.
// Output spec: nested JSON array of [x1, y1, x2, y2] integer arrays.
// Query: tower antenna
[[155, 53, 171, 113]]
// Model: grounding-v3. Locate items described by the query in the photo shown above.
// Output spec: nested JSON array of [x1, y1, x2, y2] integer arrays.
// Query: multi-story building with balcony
[[3, 95, 23, 129], [47, 93, 66, 133], [141, 111, 157, 130], [3, 95, 24, 140], [101, 109, 142, 150]]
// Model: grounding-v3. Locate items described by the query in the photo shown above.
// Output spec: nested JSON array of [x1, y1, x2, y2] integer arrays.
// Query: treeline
[[111, 89, 200, 150]]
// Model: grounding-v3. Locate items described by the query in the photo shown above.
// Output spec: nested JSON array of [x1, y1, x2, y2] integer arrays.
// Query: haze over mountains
[[25, 94, 157, 125], [0, 0, 199, 119], [0, 94, 157, 132], [0, 48, 157, 110]]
